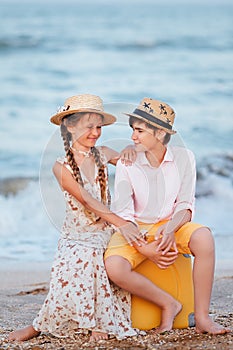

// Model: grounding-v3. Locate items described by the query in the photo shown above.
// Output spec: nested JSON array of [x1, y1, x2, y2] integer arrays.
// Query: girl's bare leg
[[105, 256, 182, 333], [8, 325, 40, 341], [90, 331, 108, 341], [190, 228, 230, 334]]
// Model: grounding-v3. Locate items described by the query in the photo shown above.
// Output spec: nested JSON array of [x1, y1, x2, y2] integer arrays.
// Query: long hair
[[60, 113, 110, 219]]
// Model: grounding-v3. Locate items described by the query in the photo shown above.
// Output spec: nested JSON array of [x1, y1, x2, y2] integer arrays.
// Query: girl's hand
[[154, 224, 178, 255], [118, 221, 147, 246], [120, 145, 137, 166]]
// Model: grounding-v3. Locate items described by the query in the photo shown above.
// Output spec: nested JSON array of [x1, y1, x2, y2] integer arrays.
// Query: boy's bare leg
[[189, 227, 230, 334], [8, 325, 40, 341], [105, 256, 182, 333]]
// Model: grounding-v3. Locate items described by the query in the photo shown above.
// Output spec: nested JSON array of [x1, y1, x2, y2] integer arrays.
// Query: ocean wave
[[0, 152, 232, 263], [0, 176, 37, 196], [1, 152, 232, 197], [196, 152, 233, 197], [1, 33, 232, 54], [198, 153, 233, 179], [90, 37, 233, 52], [0, 35, 43, 52]]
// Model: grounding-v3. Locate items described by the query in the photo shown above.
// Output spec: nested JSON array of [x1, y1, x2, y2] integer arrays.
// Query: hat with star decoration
[[124, 97, 176, 134]]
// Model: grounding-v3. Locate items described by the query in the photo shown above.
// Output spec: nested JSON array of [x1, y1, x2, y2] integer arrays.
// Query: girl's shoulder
[[56, 156, 73, 173], [95, 146, 109, 165]]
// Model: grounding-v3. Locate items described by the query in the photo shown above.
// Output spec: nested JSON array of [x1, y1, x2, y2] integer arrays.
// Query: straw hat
[[125, 97, 176, 134], [50, 94, 116, 126]]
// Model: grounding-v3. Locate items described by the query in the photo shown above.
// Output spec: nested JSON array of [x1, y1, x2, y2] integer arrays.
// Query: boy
[[105, 97, 230, 335]]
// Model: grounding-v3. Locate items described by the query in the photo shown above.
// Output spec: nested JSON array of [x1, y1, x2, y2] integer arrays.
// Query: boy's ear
[[156, 129, 166, 142]]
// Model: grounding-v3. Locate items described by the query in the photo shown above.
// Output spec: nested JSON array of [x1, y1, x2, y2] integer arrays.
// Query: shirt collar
[[163, 146, 174, 163], [137, 146, 174, 166]]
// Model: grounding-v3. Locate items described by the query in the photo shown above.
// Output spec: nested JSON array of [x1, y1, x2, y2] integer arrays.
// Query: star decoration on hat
[[159, 104, 167, 115], [143, 102, 151, 110]]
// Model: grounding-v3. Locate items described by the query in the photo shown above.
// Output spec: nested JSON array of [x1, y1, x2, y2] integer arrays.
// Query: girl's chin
[[87, 141, 97, 146]]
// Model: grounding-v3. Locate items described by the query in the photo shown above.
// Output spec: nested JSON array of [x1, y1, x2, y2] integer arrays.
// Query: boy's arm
[[155, 149, 196, 254]]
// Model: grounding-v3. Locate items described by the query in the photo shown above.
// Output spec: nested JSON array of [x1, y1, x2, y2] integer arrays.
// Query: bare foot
[[8, 325, 40, 341], [156, 300, 182, 333], [90, 331, 109, 341], [196, 316, 231, 335]]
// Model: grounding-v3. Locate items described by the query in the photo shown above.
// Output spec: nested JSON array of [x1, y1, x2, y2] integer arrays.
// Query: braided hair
[[91, 146, 111, 207], [60, 113, 110, 211]]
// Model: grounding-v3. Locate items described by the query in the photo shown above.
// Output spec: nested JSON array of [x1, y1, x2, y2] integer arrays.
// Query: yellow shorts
[[104, 221, 204, 269]]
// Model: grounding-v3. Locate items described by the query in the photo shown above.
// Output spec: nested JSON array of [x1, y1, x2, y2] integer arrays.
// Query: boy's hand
[[135, 240, 178, 269], [154, 224, 178, 255]]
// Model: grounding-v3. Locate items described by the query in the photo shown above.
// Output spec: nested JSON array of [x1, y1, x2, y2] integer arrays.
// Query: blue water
[[0, 0, 233, 264]]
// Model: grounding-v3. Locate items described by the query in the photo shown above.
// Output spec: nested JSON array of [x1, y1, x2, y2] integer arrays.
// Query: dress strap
[[56, 156, 73, 174]]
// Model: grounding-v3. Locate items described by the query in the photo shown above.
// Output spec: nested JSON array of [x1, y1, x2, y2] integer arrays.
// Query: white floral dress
[[32, 150, 137, 339]]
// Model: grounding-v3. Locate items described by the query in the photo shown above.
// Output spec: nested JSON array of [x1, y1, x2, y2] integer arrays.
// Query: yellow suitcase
[[131, 254, 195, 330]]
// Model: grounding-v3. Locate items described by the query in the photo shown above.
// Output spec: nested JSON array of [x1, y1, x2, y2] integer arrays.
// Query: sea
[[0, 0, 232, 269]]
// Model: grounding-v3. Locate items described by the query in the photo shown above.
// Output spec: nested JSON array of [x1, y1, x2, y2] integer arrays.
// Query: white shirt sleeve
[[111, 160, 136, 223], [172, 149, 196, 219]]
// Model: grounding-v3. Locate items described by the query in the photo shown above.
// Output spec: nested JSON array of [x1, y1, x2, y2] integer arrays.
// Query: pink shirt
[[111, 146, 196, 224]]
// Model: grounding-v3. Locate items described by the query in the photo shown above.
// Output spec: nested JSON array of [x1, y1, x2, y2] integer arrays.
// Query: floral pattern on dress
[[32, 148, 137, 339]]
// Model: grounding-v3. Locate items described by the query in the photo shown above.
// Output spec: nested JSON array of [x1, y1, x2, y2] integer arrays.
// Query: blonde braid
[[60, 123, 83, 186], [60, 120, 101, 222], [91, 147, 111, 207]]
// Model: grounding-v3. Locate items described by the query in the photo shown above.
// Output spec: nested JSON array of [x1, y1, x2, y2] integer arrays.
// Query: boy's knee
[[105, 256, 130, 283], [190, 227, 214, 254], [193, 227, 213, 242], [105, 256, 122, 277]]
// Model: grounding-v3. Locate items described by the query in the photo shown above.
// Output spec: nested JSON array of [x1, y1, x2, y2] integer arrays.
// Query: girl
[[8, 94, 144, 342]]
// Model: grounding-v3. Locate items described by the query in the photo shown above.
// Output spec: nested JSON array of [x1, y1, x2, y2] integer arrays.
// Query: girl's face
[[68, 113, 103, 150]]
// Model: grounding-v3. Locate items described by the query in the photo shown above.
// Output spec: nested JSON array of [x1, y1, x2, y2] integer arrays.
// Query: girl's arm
[[100, 145, 137, 166], [53, 161, 145, 246], [99, 146, 119, 165]]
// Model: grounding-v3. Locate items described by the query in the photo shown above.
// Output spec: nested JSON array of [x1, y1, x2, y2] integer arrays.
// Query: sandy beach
[[0, 261, 232, 350]]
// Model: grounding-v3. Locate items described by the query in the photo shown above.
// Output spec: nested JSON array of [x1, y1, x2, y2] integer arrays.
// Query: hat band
[[133, 108, 172, 130]]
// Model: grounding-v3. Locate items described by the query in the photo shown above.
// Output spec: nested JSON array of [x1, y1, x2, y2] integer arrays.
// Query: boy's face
[[130, 120, 159, 152]]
